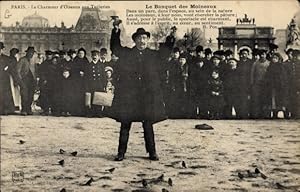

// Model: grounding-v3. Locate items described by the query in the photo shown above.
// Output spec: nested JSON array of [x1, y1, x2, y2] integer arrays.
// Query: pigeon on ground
[[157, 174, 164, 181], [276, 182, 286, 189], [59, 149, 66, 154], [168, 178, 173, 186], [106, 168, 115, 173], [182, 161, 187, 168], [260, 172, 267, 179], [58, 160, 65, 166], [142, 179, 148, 187], [71, 151, 78, 156], [238, 172, 244, 179], [247, 170, 254, 177], [19, 140, 25, 144], [255, 168, 260, 174], [84, 178, 94, 186]]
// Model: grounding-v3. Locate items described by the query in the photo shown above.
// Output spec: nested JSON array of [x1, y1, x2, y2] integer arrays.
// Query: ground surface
[[0, 116, 300, 192]]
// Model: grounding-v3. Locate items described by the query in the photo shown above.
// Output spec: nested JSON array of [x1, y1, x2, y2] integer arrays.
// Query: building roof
[[22, 12, 49, 28]]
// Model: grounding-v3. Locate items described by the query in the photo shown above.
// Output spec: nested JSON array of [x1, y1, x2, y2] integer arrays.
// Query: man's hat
[[91, 50, 100, 55], [171, 26, 177, 31], [10, 48, 19, 55], [100, 48, 107, 54], [105, 66, 113, 73], [285, 48, 294, 54], [269, 43, 278, 50], [187, 47, 195, 53], [204, 48, 212, 55], [259, 49, 268, 55], [211, 55, 221, 60], [271, 52, 283, 61], [132, 28, 150, 41], [45, 50, 52, 55], [59, 50, 66, 55], [179, 53, 188, 59], [292, 49, 300, 57], [52, 54, 60, 59], [78, 47, 86, 55], [225, 49, 233, 56], [67, 49, 76, 55], [25, 46, 36, 53], [214, 50, 225, 56], [111, 16, 122, 26], [52, 51, 60, 57], [227, 58, 238, 63], [173, 47, 180, 53], [239, 48, 250, 55], [196, 45, 204, 53], [0, 42, 5, 49]]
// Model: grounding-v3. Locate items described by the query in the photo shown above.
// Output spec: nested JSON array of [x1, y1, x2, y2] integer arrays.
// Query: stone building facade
[[217, 14, 276, 57], [0, 8, 115, 56]]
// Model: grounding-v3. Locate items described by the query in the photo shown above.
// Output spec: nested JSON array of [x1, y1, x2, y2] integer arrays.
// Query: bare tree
[[151, 23, 172, 43], [176, 28, 207, 51]]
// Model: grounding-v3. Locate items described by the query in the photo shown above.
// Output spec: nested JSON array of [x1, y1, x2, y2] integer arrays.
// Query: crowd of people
[[162, 45, 300, 119], [1, 28, 300, 120]]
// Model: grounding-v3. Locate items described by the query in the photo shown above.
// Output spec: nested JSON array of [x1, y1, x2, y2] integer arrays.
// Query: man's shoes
[[21, 112, 27, 116], [149, 153, 159, 161], [27, 111, 33, 115], [114, 153, 125, 161]]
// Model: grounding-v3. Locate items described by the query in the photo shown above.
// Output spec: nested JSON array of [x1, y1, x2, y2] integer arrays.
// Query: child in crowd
[[208, 70, 224, 119]]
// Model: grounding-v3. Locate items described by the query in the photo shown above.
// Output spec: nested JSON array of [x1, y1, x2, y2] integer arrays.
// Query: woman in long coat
[[69, 48, 89, 116], [264, 53, 288, 118], [110, 27, 166, 161]]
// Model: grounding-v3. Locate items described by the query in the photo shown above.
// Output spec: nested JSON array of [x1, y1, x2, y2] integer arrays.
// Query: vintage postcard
[[0, 0, 299, 191]]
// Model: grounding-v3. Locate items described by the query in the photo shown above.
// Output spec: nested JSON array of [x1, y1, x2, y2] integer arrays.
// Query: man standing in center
[[110, 26, 166, 161]]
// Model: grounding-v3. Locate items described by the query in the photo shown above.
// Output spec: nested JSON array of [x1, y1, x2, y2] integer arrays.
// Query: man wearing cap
[[189, 45, 210, 119], [267, 43, 278, 61], [225, 49, 234, 61], [250, 49, 270, 118], [223, 58, 239, 119], [16, 46, 36, 115], [0, 43, 19, 115], [98, 48, 111, 67], [39, 50, 53, 115], [236, 48, 253, 119], [204, 48, 213, 71], [84, 50, 106, 117], [165, 47, 181, 118], [285, 49, 300, 118], [110, 27, 166, 161], [165, 26, 177, 51]]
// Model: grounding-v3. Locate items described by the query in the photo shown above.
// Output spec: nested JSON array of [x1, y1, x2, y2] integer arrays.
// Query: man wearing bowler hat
[[110, 27, 166, 161], [16, 46, 36, 115]]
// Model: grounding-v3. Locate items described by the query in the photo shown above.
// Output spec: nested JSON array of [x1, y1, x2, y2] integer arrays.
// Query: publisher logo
[[12, 171, 24, 182]]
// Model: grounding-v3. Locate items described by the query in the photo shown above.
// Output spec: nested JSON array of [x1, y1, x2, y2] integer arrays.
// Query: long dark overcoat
[[110, 46, 166, 124], [0, 54, 16, 114]]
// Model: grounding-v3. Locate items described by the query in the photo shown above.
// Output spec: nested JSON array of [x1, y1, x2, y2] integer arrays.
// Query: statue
[[286, 17, 300, 49]]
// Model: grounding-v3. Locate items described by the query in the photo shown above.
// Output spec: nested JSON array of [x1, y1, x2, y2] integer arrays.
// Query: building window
[[12, 34, 19, 40], [39, 35, 46, 40], [21, 34, 28, 40]]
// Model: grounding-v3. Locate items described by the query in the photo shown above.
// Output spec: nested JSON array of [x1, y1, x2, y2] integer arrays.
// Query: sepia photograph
[[0, 0, 300, 191]]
